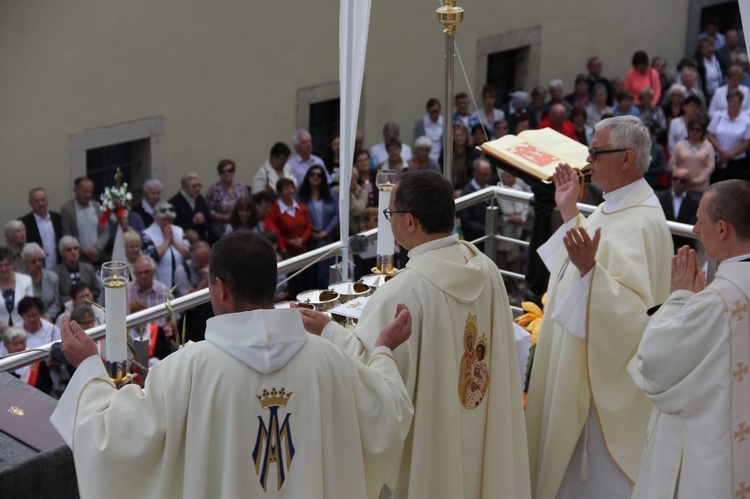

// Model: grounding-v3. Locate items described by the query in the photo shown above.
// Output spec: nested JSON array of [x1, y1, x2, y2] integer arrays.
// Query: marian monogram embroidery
[[252, 388, 295, 492], [458, 313, 490, 409]]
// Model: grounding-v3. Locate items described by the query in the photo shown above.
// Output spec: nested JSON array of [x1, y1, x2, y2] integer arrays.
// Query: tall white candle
[[376, 170, 399, 274], [102, 262, 129, 364]]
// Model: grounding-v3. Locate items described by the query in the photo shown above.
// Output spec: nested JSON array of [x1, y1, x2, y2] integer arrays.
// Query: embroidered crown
[[257, 387, 293, 408]]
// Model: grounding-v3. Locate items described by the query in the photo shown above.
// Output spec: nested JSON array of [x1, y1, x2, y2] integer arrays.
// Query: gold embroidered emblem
[[252, 388, 295, 492], [736, 481, 750, 499], [7, 406, 24, 416], [458, 313, 490, 409], [734, 362, 749, 383], [731, 300, 748, 321], [734, 422, 750, 443]]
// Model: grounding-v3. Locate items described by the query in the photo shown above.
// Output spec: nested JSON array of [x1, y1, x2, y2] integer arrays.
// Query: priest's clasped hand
[[563, 226, 601, 276], [670, 245, 706, 293], [60, 315, 99, 368]]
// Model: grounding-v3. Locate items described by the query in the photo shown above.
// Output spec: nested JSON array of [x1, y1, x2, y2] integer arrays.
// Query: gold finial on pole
[[436, 0, 464, 35], [436, 0, 464, 187]]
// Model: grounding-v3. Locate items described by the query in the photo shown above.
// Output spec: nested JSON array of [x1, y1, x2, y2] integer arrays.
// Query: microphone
[[277, 234, 371, 289]]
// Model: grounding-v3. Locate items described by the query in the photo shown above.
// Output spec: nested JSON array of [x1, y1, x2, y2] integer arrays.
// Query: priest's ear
[[208, 276, 231, 314]]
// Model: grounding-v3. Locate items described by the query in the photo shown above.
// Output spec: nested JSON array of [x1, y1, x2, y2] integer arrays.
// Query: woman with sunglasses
[[296, 165, 339, 288], [205, 159, 250, 243], [670, 118, 715, 193]]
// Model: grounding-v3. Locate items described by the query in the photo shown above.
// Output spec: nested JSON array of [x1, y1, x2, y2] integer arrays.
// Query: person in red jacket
[[265, 178, 312, 258], [537, 103, 577, 140]]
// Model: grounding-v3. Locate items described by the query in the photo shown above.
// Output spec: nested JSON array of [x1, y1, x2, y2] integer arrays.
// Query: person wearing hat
[[141, 201, 190, 288]]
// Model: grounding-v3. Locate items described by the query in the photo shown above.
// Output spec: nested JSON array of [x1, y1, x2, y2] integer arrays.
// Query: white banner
[[339, 0, 372, 281]]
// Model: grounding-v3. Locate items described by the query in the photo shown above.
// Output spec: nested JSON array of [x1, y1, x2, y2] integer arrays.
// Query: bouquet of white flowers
[[99, 183, 133, 227]]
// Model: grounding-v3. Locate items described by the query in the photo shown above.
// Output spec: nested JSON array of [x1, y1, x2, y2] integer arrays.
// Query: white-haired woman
[[141, 202, 189, 288], [5, 220, 27, 271], [22, 242, 62, 321]]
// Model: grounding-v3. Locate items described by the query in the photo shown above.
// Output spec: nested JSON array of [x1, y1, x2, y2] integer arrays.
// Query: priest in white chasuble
[[525, 116, 673, 499], [629, 180, 750, 499], [50, 231, 414, 499], [298, 170, 531, 499]]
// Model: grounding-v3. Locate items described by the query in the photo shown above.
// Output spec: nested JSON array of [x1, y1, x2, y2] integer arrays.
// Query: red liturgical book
[[0, 388, 65, 452]]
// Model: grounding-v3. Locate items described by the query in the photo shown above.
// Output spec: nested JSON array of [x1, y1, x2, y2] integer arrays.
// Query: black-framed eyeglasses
[[588, 148, 629, 161], [382, 209, 409, 221]]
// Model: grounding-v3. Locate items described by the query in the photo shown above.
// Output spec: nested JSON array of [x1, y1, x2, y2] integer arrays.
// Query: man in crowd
[[126, 255, 171, 330], [717, 28, 746, 68], [51, 231, 414, 498], [412, 98, 443, 163], [173, 241, 213, 341], [60, 177, 109, 266], [525, 116, 673, 499], [132, 179, 163, 228], [586, 56, 614, 106], [370, 122, 413, 167], [288, 129, 327, 185], [538, 103, 577, 140], [629, 180, 750, 498], [458, 157, 493, 250], [299, 170, 530, 498], [452, 92, 480, 131], [656, 167, 700, 252], [54, 236, 100, 302], [20, 187, 63, 269], [168, 174, 211, 242], [251, 142, 294, 196]]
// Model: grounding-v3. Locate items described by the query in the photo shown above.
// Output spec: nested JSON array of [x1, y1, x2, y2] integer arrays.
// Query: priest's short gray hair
[[595, 116, 651, 174]]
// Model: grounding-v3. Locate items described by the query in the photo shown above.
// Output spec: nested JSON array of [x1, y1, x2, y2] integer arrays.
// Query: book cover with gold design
[[0, 388, 65, 452]]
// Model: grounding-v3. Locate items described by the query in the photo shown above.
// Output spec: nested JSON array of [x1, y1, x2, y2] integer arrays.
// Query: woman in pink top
[[669, 118, 715, 192], [625, 50, 662, 105]]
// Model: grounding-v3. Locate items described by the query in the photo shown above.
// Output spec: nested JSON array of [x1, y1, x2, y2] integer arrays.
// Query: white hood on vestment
[[406, 241, 488, 303], [205, 309, 307, 374]]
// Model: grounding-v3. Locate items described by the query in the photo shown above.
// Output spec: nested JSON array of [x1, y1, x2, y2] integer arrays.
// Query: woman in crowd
[[708, 89, 750, 182], [0, 246, 33, 328], [267, 178, 312, 258], [297, 165, 339, 288], [227, 196, 260, 233], [440, 123, 479, 196], [668, 95, 702, 154], [475, 84, 505, 137], [408, 136, 442, 173], [22, 243, 61, 322], [638, 87, 667, 138], [662, 84, 686, 128], [4, 220, 27, 271], [321, 133, 341, 188], [708, 65, 750, 119], [55, 282, 104, 331], [670, 118, 715, 193], [354, 149, 377, 207], [205, 158, 250, 243], [585, 84, 613, 128], [348, 169, 369, 235], [141, 201, 190, 288], [696, 36, 724, 100], [570, 105, 594, 146], [625, 50, 661, 105]]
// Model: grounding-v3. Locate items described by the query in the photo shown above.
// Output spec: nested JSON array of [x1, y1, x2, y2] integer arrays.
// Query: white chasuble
[[629, 261, 750, 499], [323, 237, 531, 499], [525, 179, 673, 499], [51, 310, 413, 499]]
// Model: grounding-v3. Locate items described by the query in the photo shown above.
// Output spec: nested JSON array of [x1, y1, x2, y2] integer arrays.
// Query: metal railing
[[0, 185, 697, 373]]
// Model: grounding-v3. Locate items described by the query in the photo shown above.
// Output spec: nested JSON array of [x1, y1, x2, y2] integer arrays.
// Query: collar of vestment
[[408, 233, 459, 258], [721, 253, 750, 265], [601, 177, 656, 213], [278, 199, 300, 217], [205, 309, 307, 374]]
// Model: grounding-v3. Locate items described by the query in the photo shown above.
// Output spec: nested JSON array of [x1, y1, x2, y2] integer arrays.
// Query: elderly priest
[[525, 116, 673, 499], [629, 179, 750, 499], [50, 231, 414, 498]]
